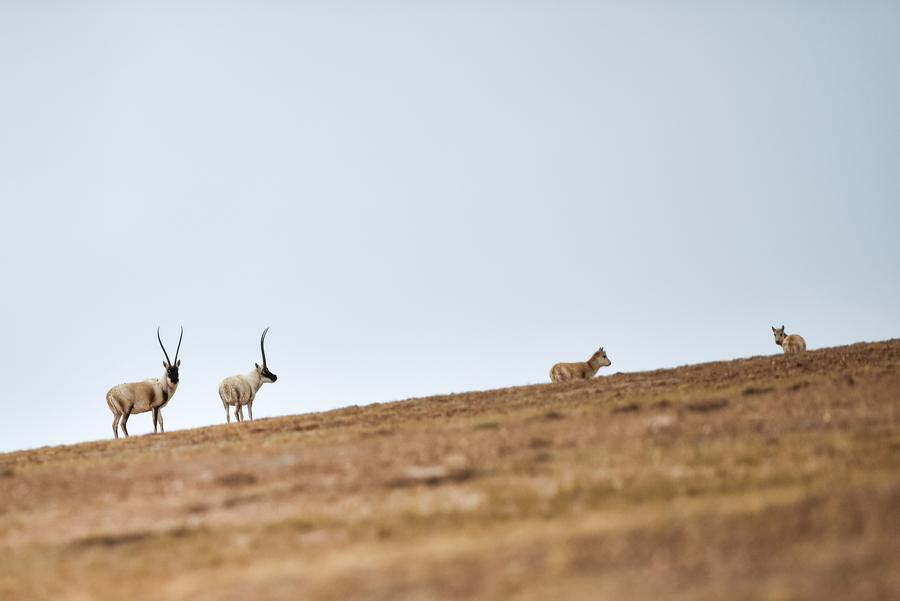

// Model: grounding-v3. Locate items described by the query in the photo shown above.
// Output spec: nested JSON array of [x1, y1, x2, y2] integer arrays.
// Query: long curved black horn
[[260, 327, 270, 368], [174, 326, 183, 364], [157, 327, 172, 366]]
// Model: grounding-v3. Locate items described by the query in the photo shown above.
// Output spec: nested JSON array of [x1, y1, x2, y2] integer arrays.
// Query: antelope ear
[[772, 326, 776, 332], [781, 325, 784, 330], [163, 360, 169, 369], [255, 363, 261, 370], [176, 359, 181, 367]]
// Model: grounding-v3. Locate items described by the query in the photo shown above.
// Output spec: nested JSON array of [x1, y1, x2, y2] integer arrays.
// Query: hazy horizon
[[2, 1, 899, 452]]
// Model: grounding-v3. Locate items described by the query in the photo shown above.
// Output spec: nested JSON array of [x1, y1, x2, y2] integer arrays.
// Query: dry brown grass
[[2, 340, 899, 600]]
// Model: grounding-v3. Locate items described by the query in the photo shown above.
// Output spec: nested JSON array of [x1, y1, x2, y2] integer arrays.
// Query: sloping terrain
[[2, 340, 899, 601]]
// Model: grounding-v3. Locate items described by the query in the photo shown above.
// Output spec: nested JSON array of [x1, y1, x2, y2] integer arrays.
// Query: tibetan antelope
[[772, 325, 806, 354], [550, 346, 612, 383], [105, 327, 183, 439], [218, 327, 278, 423]]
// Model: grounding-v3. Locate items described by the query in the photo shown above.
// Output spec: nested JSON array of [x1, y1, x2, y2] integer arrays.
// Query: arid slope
[[2, 340, 899, 601]]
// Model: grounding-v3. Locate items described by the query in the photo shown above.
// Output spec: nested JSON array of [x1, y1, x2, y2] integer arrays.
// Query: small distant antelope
[[772, 325, 806, 354], [550, 346, 612, 383], [218, 327, 278, 423], [105, 327, 183, 439]]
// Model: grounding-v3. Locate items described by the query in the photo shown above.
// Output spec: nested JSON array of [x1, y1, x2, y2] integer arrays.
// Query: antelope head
[[772, 325, 786, 346], [255, 327, 278, 383], [158, 326, 183, 387], [593, 347, 612, 367]]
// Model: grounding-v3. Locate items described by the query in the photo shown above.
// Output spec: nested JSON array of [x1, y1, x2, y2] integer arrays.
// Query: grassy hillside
[[2, 340, 899, 600]]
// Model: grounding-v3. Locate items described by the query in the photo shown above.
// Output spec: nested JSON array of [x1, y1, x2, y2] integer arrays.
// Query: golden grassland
[[2, 340, 899, 600]]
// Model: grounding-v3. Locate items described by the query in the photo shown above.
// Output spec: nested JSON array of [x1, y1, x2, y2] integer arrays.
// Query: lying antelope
[[772, 325, 806, 354], [218, 327, 278, 423], [106, 327, 183, 438], [550, 346, 612, 383]]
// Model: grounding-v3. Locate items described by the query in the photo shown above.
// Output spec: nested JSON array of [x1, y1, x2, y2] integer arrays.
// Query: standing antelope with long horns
[[218, 327, 278, 423], [105, 327, 183, 439]]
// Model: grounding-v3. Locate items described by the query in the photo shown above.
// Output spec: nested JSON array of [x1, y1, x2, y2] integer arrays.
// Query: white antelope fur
[[218, 365, 273, 423], [218, 328, 277, 423], [106, 361, 179, 438], [772, 325, 807, 354], [106, 328, 181, 439]]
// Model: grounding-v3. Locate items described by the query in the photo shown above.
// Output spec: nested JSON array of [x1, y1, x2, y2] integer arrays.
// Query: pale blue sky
[[1, 1, 898, 452]]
